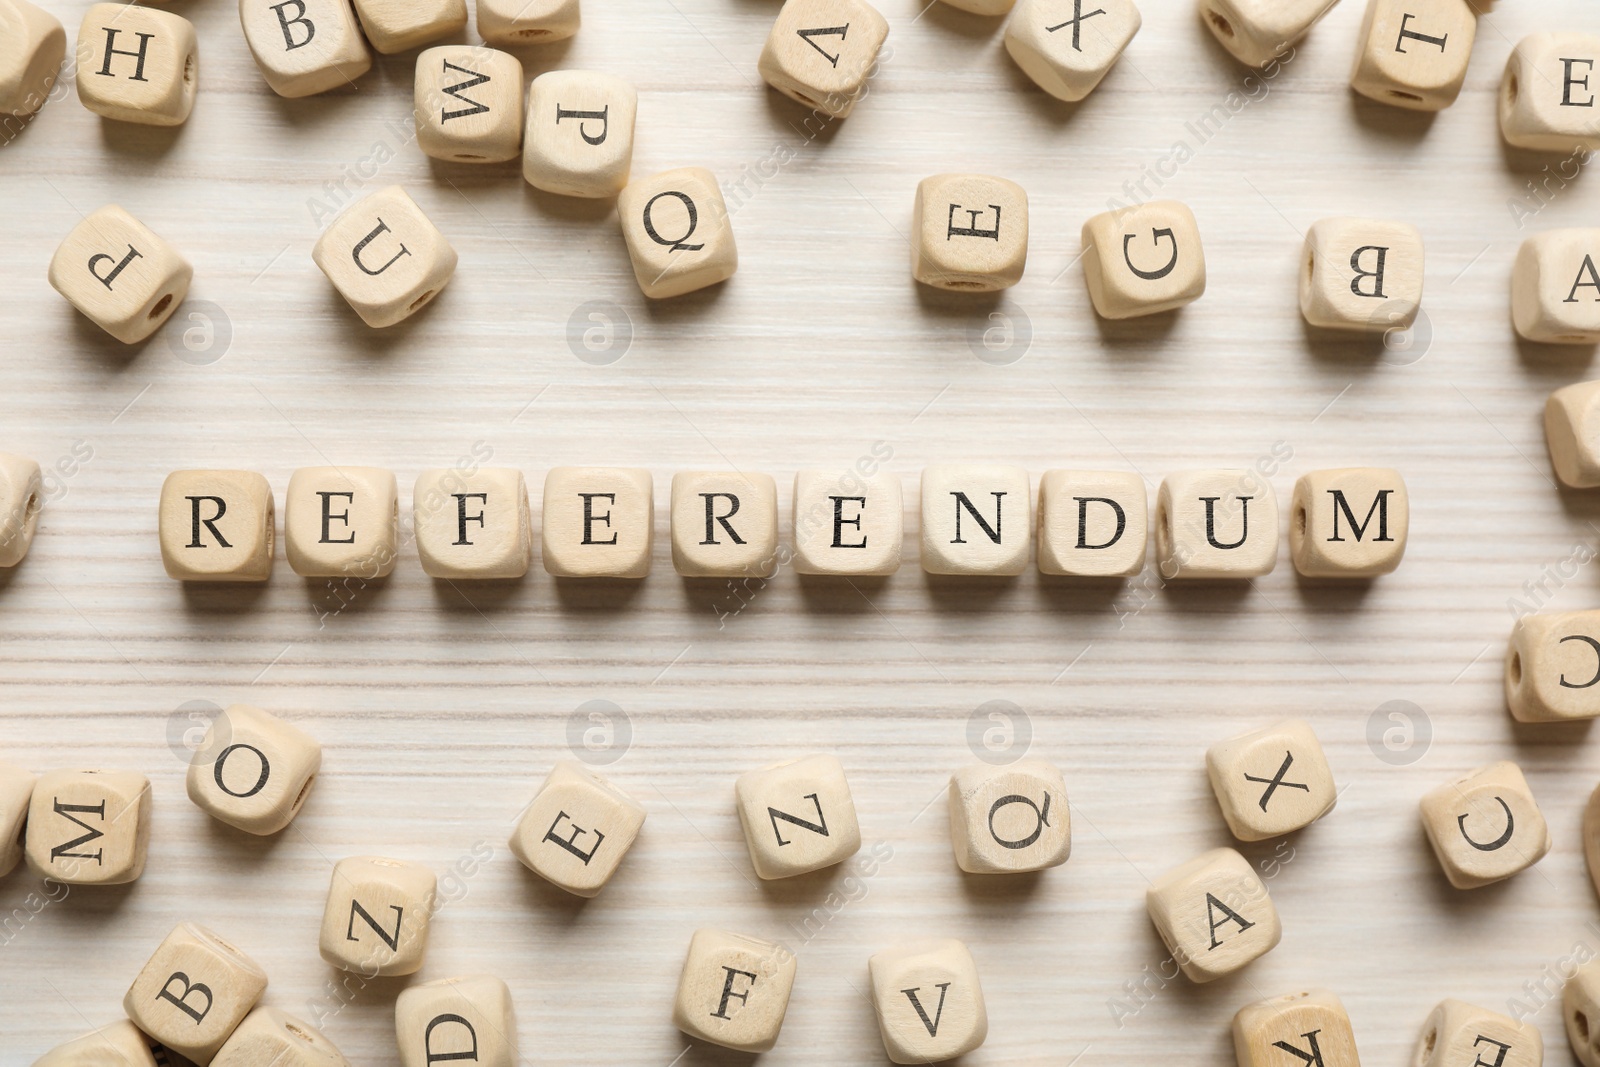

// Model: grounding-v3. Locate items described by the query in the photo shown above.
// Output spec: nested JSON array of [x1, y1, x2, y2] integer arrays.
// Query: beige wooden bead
[[213, 1007, 351, 1067], [0, 452, 42, 567], [350, 0, 464, 54], [920, 464, 1031, 576], [1157, 469, 1278, 580], [1234, 990, 1360, 1067], [672, 928, 797, 1053], [618, 168, 737, 298], [940, 0, 1014, 14], [1290, 467, 1408, 578], [1566, 962, 1600, 1067], [477, 0, 577, 45], [1506, 611, 1600, 723], [911, 174, 1028, 292], [1350, 0, 1475, 112], [48, 205, 193, 344], [758, 0, 889, 118], [414, 467, 531, 579], [124, 924, 266, 1063], [396, 976, 516, 1067], [1207, 719, 1336, 842], [1547, 380, 1600, 488], [1037, 469, 1145, 577], [312, 186, 456, 328], [669, 471, 778, 578], [0, 761, 35, 877], [523, 70, 636, 199], [1004, 0, 1140, 102], [1501, 34, 1600, 153], [285, 466, 398, 579], [1420, 761, 1550, 890], [415, 46, 522, 164], [24, 769, 151, 885], [868, 939, 987, 1064], [540, 466, 653, 579], [29, 1020, 162, 1067], [1198, 0, 1338, 67], [1082, 200, 1206, 319], [1146, 847, 1281, 982], [75, 4, 197, 126], [948, 758, 1070, 874], [792, 468, 901, 576], [159, 471, 274, 583], [238, 0, 371, 98], [185, 704, 321, 836], [319, 856, 437, 975], [1514, 230, 1600, 344], [1415, 999, 1541, 1067], [0, 0, 65, 117], [508, 761, 646, 898], [736, 754, 861, 880], [1300, 217, 1424, 333]]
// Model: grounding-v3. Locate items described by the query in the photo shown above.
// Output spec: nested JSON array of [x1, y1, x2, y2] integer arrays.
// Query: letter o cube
[[1146, 847, 1281, 982], [618, 167, 737, 299], [238, 0, 372, 98], [508, 761, 646, 898], [29, 1020, 165, 1067], [735, 754, 861, 880], [1234, 990, 1359, 1067], [1506, 611, 1600, 723], [911, 174, 1028, 292], [396, 976, 517, 1067], [25, 769, 151, 885], [185, 704, 322, 835], [1299, 217, 1424, 333], [75, 4, 198, 126], [672, 928, 797, 1053], [1082, 199, 1205, 318], [868, 939, 987, 1064], [320, 856, 437, 975], [948, 758, 1070, 874], [0, 0, 65, 117], [159, 470, 275, 582], [0, 452, 42, 568], [49, 205, 193, 344], [1501, 34, 1600, 153], [1514, 229, 1600, 344], [1415, 1000, 1542, 1067], [1420, 761, 1550, 889], [123, 923, 268, 1064], [213, 1007, 352, 1067], [312, 186, 457, 328]]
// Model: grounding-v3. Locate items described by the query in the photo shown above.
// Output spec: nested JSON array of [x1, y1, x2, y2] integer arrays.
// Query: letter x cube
[[1207, 719, 1336, 841]]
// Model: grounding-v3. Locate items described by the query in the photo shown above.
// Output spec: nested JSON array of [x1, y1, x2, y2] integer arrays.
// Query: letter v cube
[[868, 939, 987, 1064], [735, 754, 861, 879], [124, 923, 268, 1063], [509, 761, 646, 897]]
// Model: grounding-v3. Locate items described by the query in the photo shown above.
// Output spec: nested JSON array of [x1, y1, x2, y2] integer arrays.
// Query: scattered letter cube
[[29, 1020, 163, 1067], [0, 0, 65, 117], [1514, 230, 1600, 344], [912, 174, 1028, 292], [1146, 847, 1281, 982], [1198, 0, 1338, 67], [1037, 469, 1146, 577], [1501, 34, 1600, 153], [124, 923, 268, 1063], [1157, 469, 1278, 579], [350, 0, 465, 54], [1546, 380, 1600, 488], [238, 0, 371, 98], [159, 470, 275, 582], [477, 0, 578, 45], [1569, 961, 1600, 1067], [758, 0, 890, 118], [670, 471, 778, 578], [736, 754, 861, 880], [49, 205, 193, 344], [540, 467, 653, 579], [1587, 782, 1600, 900], [508, 761, 646, 898], [25, 769, 151, 885], [312, 186, 456, 328], [1415, 1000, 1541, 1067], [0, 761, 35, 877], [1290, 468, 1408, 578], [396, 976, 517, 1067], [1506, 611, 1600, 723], [76, 4, 197, 126], [920, 464, 1031, 576], [523, 70, 636, 198], [415, 46, 523, 164], [285, 466, 398, 579], [213, 1007, 352, 1067], [1082, 200, 1205, 318], [792, 468, 902, 576], [1350, 0, 1475, 112], [618, 168, 737, 298], [185, 704, 322, 835], [1207, 719, 1336, 841], [0, 452, 42, 567], [948, 758, 1070, 874], [1299, 217, 1424, 333], [319, 856, 437, 975], [1234, 990, 1360, 1067], [868, 939, 987, 1064], [414, 467, 532, 580], [673, 928, 797, 1053], [1004, 0, 1140, 102], [1420, 761, 1551, 889]]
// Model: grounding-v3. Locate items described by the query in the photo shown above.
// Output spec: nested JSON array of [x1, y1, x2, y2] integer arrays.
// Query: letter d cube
[[124, 923, 268, 1063], [396, 976, 517, 1067]]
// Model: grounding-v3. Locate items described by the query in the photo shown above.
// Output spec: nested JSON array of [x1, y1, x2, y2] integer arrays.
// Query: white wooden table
[[3, 0, 1599, 1063]]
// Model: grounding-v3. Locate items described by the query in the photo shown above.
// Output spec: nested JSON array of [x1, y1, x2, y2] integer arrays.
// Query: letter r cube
[[508, 761, 646, 898], [123, 923, 268, 1063], [159, 470, 275, 582]]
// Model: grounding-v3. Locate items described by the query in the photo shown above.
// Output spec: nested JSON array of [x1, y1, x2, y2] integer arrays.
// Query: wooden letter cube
[[1004, 0, 1140, 102], [214, 1007, 352, 1067], [673, 928, 797, 1053], [1146, 847, 1281, 982], [540, 467, 653, 579], [1198, 0, 1338, 67], [618, 168, 737, 298], [1234, 990, 1360, 1067], [920, 464, 1031, 576], [124, 923, 268, 1063], [30, 1020, 163, 1067], [1546, 380, 1600, 488], [159, 470, 275, 583], [1420, 761, 1551, 889], [49, 205, 193, 344], [792, 468, 902, 576], [185, 704, 322, 836], [319, 856, 437, 975], [1568, 962, 1600, 1067], [669, 471, 778, 578], [1290, 468, 1408, 578], [1586, 782, 1600, 901], [350, 0, 464, 54], [1350, 0, 1476, 112], [313, 186, 456, 328], [75, 4, 196, 126], [1299, 217, 1424, 332], [0, 761, 35, 877], [24, 769, 150, 885], [285, 466, 398, 579], [1157, 469, 1278, 579], [1514, 230, 1600, 344], [1207, 719, 1336, 842], [508, 761, 646, 898], [523, 70, 636, 198], [735, 754, 861, 879], [477, 0, 577, 45], [948, 758, 1070, 874], [0, 0, 65, 117], [1082, 200, 1206, 318], [1416, 1000, 1541, 1067], [414, 467, 532, 579], [1037, 469, 1146, 577], [238, 0, 371, 99], [911, 174, 1028, 292], [415, 46, 522, 164], [0, 452, 42, 567], [868, 939, 987, 1064], [1506, 611, 1600, 723], [396, 976, 517, 1067], [758, 0, 890, 118], [1501, 34, 1600, 153]]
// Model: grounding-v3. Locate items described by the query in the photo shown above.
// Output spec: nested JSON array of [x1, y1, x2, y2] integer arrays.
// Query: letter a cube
[[124, 923, 268, 1063], [312, 186, 457, 328], [1146, 847, 1281, 982], [1514, 230, 1600, 344], [673, 929, 797, 1053], [319, 856, 437, 975], [508, 761, 646, 898]]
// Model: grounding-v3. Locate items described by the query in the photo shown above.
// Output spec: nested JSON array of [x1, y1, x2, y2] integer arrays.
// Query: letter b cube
[[1299, 217, 1424, 333], [124, 923, 268, 1063], [320, 856, 437, 975], [238, 0, 372, 99]]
